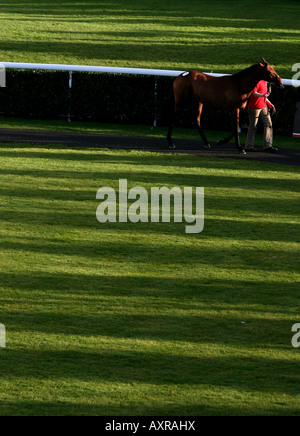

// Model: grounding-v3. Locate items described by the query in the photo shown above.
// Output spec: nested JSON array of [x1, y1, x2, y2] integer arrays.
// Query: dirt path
[[1, 128, 299, 166]]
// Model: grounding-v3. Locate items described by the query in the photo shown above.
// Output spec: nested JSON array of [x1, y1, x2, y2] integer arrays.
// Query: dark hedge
[[0, 70, 69, 119], [0, 70, 299, 136]]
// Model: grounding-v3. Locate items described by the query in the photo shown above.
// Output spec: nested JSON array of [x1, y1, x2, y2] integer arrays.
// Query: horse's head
[[259, 57, 283, 87]]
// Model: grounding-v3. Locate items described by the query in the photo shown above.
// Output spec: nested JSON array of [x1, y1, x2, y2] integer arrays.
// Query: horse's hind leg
[[167, 99, 184, 149], [167, 94, 179, 149], [167, 119, 176, 149], [196, 103, 211, 149]]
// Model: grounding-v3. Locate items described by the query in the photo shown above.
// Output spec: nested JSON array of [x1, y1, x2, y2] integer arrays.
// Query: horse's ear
[[261, 57, 269, 66]]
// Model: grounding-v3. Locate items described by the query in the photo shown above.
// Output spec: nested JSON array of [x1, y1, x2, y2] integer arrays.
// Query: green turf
[[0, 0, 300, 417], [0, 0, 299, 77], [0, 143, 299, 416]]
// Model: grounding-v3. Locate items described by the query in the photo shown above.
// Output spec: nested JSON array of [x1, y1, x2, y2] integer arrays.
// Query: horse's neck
[[235, 65, 265, 94]]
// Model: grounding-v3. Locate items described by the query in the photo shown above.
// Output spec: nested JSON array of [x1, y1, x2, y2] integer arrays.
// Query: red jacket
[[248, 80, 272, 109]]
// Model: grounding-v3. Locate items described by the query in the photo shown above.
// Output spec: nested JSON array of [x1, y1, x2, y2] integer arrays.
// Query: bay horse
[[167, 58, 283, 154]]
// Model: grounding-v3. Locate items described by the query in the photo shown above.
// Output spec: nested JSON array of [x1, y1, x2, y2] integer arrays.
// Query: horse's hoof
[[204, 144, 211, 149], [240, 149, 247, 155], [169, 144, 176, 150]]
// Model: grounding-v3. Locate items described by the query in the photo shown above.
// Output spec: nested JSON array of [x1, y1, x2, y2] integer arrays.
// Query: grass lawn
[[0, 0, 299, 77], [0, 143, 299, 416], [0, 0, 299, 417]]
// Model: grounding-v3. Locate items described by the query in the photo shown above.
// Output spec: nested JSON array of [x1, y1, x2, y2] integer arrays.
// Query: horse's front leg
[[196, 103, 211, 149], [233, 109, 246, 154], [218, 110, 246, 154]]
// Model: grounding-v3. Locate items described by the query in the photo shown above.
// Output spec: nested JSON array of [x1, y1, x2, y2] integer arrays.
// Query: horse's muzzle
[[276, 77, 284, 88]]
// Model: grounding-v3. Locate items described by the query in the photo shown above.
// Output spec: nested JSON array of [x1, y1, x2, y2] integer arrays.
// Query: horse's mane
[[231, 63, 261, 79]]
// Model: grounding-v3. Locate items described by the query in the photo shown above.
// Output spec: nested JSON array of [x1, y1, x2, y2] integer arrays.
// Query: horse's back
[[175, 71, 210, 85], [174, 70, 233, 108], [175, 71, 225, 93]]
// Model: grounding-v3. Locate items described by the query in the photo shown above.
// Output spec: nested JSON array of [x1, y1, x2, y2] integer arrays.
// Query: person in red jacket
[[245, 80, 278, 153]]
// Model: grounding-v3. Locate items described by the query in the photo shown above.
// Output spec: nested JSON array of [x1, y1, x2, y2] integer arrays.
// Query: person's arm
[[253, 91, 270, 98], [266, 99, 276, 115]]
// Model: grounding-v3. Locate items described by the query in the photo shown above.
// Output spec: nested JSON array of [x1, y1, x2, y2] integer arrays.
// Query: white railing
[[2, 62, 299, 131], [2, 62, 299, 87]]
